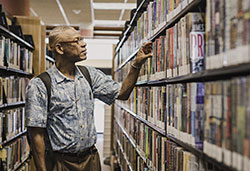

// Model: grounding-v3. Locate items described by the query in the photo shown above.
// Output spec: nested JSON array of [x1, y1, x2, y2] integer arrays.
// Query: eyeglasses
[[59, 37, 84, 44]]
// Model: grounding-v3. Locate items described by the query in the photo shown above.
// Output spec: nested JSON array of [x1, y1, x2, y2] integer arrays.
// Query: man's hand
[[133, 41, 153, 68], [117, 41, 153, 100]]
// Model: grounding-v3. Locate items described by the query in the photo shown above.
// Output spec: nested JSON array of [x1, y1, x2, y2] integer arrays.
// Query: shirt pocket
[[51, 93, 74, 116]]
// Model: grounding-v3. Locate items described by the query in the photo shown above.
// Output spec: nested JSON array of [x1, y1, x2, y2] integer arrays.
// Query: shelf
[[115, 117, 136, 148], [115, 103, 236, 171], [115, 0, 202, 54], [166, 135, 236, 171], [115, 117, 154, 171], [116, 139, 133, 171], [13, 154, 30, 171], [115, 0, 148, 54], [46, 55, 55, 63], [0, 101, 25, 111], [150, 0, 202, 41], [115, 48, 139, 72], [0, 25, 34, 50], [0, 66, 33, 77], [115, 103, 166, 136], [0, 130, 27, 147], [114, 152, 124, 171], [135, 62, 250, 86]]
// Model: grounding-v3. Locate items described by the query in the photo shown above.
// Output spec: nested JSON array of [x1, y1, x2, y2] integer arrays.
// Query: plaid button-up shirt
[[25, 65, 121, 153]]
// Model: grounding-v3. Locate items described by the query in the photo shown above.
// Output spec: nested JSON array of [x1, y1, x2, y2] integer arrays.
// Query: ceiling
[[29, 0, 136, 38]]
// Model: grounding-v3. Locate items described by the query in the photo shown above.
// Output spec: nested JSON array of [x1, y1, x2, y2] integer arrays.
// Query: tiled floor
[[96, 133, 111, 171]]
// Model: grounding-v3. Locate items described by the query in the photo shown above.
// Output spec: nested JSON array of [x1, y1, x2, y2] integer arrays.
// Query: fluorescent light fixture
[[30, 8, 45, 25], [93, 3, 136, 10], [94, 20, 126, 27], [55, 0, 70, 25], [94, 30, 122, 34]]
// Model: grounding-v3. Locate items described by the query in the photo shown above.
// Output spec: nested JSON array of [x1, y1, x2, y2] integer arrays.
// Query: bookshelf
[[113, 0, 250, 171], [0, 7, 36, 171], [115, 104, 237, 171]]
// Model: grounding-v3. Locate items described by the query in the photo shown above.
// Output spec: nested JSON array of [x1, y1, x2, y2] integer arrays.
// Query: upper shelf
[[149, 0, 202, 41], [0, 25, 34, 50], [115, 0, 202, 54], [115, 0, 148, 54]]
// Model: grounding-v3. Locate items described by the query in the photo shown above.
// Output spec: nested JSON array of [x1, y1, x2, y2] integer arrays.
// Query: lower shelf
[[114, 103, 238, 171]]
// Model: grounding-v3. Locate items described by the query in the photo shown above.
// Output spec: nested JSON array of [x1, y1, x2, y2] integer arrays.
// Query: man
[[25, 26, 152, 171]]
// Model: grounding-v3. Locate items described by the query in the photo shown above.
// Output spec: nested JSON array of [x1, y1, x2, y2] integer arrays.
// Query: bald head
[[48, 26, 76, 53]]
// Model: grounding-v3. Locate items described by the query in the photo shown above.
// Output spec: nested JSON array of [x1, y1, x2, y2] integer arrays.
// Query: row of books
[[117, 75, 250, 170], [0, 108, 26, 143], [0, 36, 33, 73], [115, 12, 206, 82], [204, 77, 250, 171], [114, 118, 152, 171], [114, 133, 137, 171], [115, 0, 250, 79], [0, 135, 30, 171], [114, 110, 222, 171], [116, 0, 195, 66], [0, 76, 29, 105], [206, 0, 250, 69]]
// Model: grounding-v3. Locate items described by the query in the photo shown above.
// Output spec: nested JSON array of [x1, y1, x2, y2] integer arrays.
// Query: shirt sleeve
[[87, 66, 121, 105], [25, 77, 48, 128]]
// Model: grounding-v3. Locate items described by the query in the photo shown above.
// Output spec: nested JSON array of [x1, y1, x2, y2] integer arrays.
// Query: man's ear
[[55, 44, 64, 55]]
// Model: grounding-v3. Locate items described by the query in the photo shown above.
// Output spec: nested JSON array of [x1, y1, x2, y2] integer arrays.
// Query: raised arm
[[117, 41, 152, 100], [28, 127, 47, 171]]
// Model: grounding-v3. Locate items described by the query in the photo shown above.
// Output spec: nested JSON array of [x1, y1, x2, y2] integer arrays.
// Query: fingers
[[142, 41, 152, 47], [142, 41, 153, 54], [143, 52, 153, 58]]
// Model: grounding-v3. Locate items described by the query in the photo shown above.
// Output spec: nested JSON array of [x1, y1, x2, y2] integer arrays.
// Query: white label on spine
[[237, 153, 243, 171], [223, 148, 232, 166], [243, 156, 249, 171], [232, 152, 238, 169]]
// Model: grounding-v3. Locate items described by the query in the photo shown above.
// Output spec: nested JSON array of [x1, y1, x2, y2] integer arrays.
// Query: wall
[[77, 38, 118, 68], [0, 0, 30, 16]]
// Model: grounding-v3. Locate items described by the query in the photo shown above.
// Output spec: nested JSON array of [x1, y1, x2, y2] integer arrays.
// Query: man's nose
[[80, 41, 86, 47]]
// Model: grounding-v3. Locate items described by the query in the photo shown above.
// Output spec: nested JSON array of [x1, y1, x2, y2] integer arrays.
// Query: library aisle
[[0, 0, 250, 171]]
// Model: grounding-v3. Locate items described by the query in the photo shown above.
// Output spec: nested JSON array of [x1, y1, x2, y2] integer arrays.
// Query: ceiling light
[[94, 20, 126, 27], [72, 9, 81, 15], [93, 3, 136, 10]]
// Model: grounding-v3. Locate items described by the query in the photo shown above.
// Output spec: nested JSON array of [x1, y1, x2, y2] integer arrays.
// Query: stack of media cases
[[113, 0, 250, 171]]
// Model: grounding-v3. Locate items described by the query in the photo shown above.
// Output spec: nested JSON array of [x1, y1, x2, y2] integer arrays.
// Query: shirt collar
[[51, 65, 83, 84]]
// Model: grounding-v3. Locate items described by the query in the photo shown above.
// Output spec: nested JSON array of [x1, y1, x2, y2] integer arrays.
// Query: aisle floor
[[96, 133, 111, 171]]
